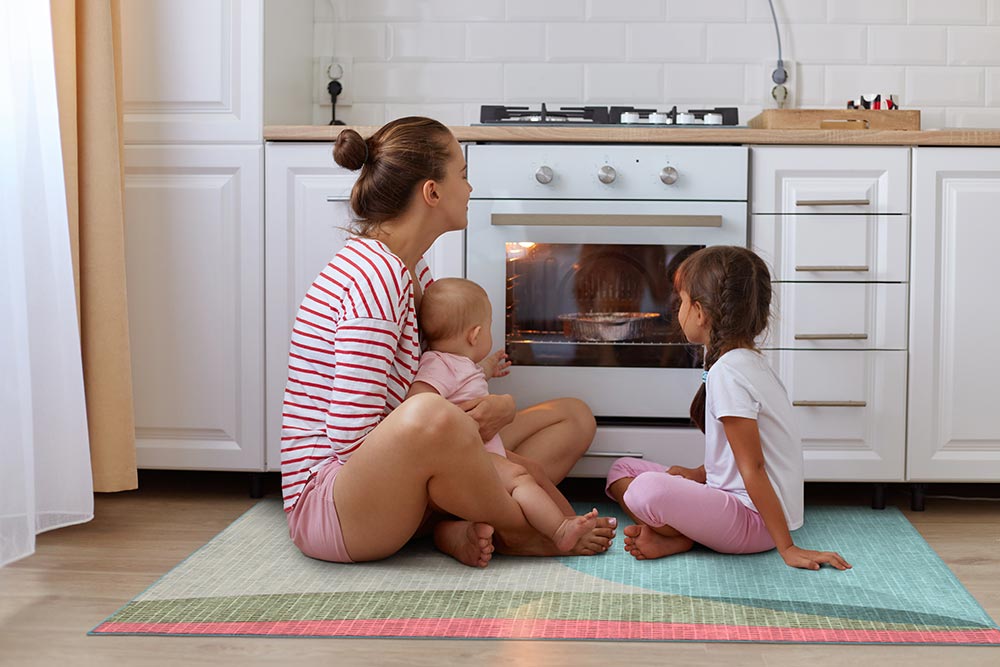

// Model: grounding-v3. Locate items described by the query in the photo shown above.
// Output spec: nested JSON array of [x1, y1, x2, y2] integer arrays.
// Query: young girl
[[409, 277, 603, 553], [606, 246, 851, 571]]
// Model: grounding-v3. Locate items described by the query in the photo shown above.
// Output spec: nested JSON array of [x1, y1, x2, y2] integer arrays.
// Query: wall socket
[[763, 59, 797, 109], [314, 55, 353, 107]]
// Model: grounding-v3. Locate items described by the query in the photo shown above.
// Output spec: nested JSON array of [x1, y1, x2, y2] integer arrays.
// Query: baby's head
[[419, 278, 493, 361]]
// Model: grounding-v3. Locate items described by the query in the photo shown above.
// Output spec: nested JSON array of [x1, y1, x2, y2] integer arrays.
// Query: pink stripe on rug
[[92, 619, 1000, 644]]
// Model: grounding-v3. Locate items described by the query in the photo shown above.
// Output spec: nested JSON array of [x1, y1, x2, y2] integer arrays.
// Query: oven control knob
[[659, 166, 679, 185], [598, 165, 617, 184], [535, 165, 554, 184]]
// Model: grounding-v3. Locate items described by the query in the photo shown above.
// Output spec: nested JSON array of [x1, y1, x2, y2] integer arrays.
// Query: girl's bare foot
[[433, 520, 495, 568], [552, 508, 599, 552], [623, 524, 694, 560]]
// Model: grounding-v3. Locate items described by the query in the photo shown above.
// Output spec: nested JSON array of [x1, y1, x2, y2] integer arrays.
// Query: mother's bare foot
[[433, 520, 495, 567], [569, 515, 617, 556], [623, 524, 693, 560]]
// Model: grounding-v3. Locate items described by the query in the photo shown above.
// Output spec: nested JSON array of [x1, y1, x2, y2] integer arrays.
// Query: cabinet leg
[[871, 483, 887, 510], [910, 483, 927, 512], [249, 472, 266, 499]]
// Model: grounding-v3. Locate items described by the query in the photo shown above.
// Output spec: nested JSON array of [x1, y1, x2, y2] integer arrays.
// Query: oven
[[466, 144, 748, 421]]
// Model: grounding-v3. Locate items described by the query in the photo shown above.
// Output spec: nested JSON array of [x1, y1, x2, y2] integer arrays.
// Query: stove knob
[[598, 165, 617, 184], [659, 166, 679, 185], [535, 166, 554, 184], [703, 113, 723, 125]]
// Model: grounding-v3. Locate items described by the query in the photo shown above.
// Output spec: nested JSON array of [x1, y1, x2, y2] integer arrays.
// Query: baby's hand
[[479, 349, 512, 379]]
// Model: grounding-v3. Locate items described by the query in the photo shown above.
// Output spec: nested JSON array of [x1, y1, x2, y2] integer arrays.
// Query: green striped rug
[[91, 501, 1000, 645]]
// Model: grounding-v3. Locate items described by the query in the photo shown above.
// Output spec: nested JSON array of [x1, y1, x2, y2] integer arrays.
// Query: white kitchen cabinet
[[124, 145, 264, 470], [751, 146, 910, 483], [908, 148, 1000, 481], [121, 0, 265, 475], [752, 146, 910, 215], [264, 142, 465, 470], [120, 0, 262, 144], [765, 350, 907, 481]]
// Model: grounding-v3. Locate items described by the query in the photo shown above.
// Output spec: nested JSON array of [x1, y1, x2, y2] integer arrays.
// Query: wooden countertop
[[265, 124, 1000, 146]]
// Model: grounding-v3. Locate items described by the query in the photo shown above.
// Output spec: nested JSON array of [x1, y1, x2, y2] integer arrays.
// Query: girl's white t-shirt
[[704, 348, 804, 530]]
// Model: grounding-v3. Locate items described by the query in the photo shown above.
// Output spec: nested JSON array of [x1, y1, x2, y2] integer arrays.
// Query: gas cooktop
[[479, 103, 740, 127]]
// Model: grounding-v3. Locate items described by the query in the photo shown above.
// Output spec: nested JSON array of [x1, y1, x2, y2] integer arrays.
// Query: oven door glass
[[506, 242, 703, 368], [466, 199, 748, 419]]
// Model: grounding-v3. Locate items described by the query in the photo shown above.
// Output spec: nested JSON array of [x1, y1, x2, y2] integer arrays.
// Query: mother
[[281, 116, 612, 566]]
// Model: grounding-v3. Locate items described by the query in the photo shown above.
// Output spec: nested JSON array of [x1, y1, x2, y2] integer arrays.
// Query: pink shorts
[[286, 459, 354, 563], [606, 457, 776, 555]]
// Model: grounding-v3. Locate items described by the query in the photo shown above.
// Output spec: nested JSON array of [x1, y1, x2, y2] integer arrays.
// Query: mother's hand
[[458, 394, 516, 442]]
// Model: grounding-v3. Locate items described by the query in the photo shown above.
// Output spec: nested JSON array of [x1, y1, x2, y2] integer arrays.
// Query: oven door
[[467, 199, 748, 420]]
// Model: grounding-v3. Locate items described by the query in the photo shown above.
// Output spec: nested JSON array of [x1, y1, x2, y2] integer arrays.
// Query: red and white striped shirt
[[280, 237, 433, 511]]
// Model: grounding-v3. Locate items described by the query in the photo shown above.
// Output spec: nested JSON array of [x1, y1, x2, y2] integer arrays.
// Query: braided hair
[[674, 246, 773, 432]]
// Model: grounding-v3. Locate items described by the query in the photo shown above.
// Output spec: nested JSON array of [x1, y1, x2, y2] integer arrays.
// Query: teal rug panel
[[563, 504, 996, 629]]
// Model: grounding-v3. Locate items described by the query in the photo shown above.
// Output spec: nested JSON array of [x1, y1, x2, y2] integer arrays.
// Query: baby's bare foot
[[552, 508, 598, 552], [566, 515, 616, 555], [433, 520, 495, 568], [622, 524, 693, 560]]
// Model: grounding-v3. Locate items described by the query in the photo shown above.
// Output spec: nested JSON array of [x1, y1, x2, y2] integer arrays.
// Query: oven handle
[[490, 213, 723, 227], [583, 451, 645, 458]]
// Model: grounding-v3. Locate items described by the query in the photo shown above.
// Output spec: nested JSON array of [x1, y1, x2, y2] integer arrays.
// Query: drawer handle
[[325, 196, 350, 202], [584, 451, 645, 459], [794, 333, 869, 340], [795, 265, 870, 272], [795, 199, 871, 207], [793, 400, 867, 408]]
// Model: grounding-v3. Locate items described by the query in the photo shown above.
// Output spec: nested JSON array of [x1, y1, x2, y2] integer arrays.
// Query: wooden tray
[[748, 109, 921, 131]]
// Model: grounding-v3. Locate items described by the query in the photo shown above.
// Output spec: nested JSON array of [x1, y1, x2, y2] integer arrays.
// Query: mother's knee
[[561, 398, 597, 439], [394, 393, 478, 448]]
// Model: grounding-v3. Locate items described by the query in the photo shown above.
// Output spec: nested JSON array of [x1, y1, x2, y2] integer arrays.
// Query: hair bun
[[333, 129, 368, 171]]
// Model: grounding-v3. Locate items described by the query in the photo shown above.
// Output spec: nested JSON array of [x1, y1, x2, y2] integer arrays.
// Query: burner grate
[[480, 103, 739, 126]]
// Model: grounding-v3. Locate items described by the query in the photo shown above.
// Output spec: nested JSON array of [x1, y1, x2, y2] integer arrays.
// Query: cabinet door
[[125, 145, 264, 470], [752, 214, 909, 282], [767, 282, 908, 350], [908, 148, 1000, 480], [751, 147, 910, 215], [120, 0, 262, 143], [766, 350, 906, 481]]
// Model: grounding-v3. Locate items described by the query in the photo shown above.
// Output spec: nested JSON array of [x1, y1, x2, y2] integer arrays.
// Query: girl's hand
[[478, 349, 512, 379], [779, 545, 852, 571], [666, 465, 706, 484]]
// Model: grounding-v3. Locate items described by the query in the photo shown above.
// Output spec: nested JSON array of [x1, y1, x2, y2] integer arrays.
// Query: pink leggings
[[606, 457, 776, 555]]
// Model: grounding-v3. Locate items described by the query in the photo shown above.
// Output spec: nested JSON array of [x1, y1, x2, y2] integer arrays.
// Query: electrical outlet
[[314, 55, 353, 107], [762, 59, 797, 109]]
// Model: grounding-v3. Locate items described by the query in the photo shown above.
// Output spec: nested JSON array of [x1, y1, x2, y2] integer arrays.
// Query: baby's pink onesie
[[412, 350, 507, 457]]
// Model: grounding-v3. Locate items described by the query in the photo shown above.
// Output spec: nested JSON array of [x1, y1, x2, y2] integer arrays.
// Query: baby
[[408, 278, 599, 553]]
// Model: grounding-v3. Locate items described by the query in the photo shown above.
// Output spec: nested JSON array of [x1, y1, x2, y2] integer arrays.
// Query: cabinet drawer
[[765, 350, 906, 481], [753, 214, 908, 282], [751, 147, 910, 214], [765, 282, 907, 350], [569, 426, 704, 478]]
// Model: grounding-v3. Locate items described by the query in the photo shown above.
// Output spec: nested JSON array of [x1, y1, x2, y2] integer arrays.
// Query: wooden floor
[[2, 472, 999, 666]]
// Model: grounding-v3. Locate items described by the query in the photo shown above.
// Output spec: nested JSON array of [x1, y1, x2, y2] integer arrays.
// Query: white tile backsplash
[[869, 26, 947, 65], [908, 0, 987, 25], [828, 0, 907, 24], [310, 0, 1000, 128]]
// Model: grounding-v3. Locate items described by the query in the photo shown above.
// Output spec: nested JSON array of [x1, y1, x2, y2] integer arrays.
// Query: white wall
[[305, 0, 1000, 129], [265, 0, 314, 125]]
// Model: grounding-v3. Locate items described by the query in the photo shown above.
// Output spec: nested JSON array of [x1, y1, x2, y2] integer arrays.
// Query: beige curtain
[[51, 0, 137, 492]]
